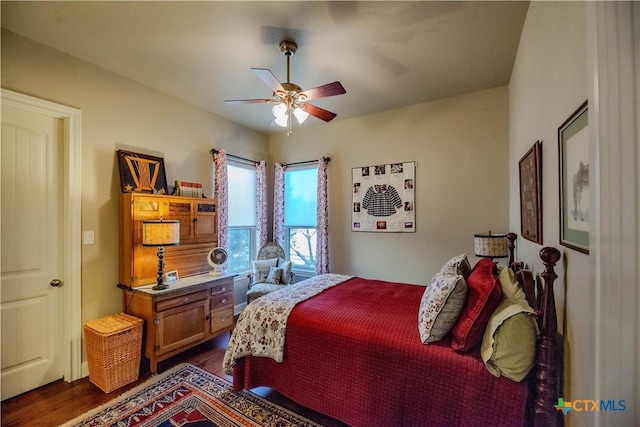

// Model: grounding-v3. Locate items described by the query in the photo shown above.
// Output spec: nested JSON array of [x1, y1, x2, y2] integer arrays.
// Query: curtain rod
[[283, 157, 331, 167], [210, 148, 259, 165]]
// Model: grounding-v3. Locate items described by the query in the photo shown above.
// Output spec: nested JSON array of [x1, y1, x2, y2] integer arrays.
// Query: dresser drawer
[[210, 282, 231, 296], [210, 290, 232, 309], [210, 306, 233, 333], [156, 290, 208, 312]]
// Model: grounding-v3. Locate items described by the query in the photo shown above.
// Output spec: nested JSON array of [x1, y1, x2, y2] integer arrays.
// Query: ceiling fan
[[224, 40, 346, 136]]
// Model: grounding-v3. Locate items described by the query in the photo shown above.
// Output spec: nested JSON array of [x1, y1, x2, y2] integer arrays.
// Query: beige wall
[[3, 29, 511, 367], [1, 30, 269, 323], [270, 86, 510, 284], [509, 3, 592, 426]]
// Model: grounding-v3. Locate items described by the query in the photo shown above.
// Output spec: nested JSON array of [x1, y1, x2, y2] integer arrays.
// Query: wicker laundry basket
[[84, 312, 143, 393]]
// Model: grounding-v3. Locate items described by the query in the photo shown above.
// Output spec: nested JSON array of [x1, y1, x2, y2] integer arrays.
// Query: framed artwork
[[558, 100, 589, 254], [352, 161, 415, 232], [117, 150, 168, 194], [165, 270, 179, 284], [519, 140, 543, 244]]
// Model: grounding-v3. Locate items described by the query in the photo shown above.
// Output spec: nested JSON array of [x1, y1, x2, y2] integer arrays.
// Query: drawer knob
[[183, 297, 189, 303], [221, 298, 227, 303], [221, 287, 226, 291]]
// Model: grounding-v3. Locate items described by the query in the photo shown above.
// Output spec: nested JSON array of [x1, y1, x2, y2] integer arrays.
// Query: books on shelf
[[175, 180, 203, 198]]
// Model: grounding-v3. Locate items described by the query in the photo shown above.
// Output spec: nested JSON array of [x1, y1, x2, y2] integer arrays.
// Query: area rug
[[63, 363, 322, 426]]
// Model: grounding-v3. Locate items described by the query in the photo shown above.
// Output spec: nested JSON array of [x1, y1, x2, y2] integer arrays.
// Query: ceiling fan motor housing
[[279, 40, 297, 57]]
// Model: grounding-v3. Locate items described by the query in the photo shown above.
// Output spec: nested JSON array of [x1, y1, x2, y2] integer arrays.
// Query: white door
[[1, 104, 65, 400]]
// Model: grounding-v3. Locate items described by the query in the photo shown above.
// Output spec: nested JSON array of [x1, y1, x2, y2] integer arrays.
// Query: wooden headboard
[[506, 233, 563, 427]]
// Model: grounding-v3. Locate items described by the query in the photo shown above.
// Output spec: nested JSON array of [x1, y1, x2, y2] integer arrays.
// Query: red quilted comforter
[[233, 277, 527, 427]]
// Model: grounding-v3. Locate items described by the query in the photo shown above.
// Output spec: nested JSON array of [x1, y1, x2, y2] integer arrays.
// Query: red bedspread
[[233, 277, 527, 427]]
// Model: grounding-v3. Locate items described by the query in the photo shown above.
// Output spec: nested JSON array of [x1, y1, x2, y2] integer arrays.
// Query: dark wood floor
[[1, 333, 346, 427]]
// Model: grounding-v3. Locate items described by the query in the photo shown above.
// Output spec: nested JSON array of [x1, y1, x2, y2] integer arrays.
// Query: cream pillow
[[497, 266, 528, 303], [481, 298, 537, 382], [481, 267, 538, 382], [252, 258, 278, 284]]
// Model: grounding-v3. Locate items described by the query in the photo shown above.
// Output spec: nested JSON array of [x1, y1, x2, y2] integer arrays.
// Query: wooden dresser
[[122, 274, 234, 373]]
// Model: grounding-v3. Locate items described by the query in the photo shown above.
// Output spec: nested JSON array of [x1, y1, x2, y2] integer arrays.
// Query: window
[[227, 163, 256, 273], [284, 166, 318, 272]]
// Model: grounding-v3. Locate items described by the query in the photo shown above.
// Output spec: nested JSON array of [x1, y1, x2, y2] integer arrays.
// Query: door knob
[[50, 279, 63, 287]]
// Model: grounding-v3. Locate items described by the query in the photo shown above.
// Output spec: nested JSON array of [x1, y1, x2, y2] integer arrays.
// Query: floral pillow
[[444, 253, 472, 280], [265, 266, 283, 285], [277, 257, 293, 284], [418, 271, 467, 343], [252, 258, 278, 284]]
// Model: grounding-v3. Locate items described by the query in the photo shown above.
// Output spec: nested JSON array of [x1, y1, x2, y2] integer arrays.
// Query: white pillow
[[252, 258, 278, 284], [277, 257, 293, 284], [418, 271, 467, 343]]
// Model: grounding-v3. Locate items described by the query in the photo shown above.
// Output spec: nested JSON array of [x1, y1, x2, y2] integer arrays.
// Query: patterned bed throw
[[223, 273, 352, 374]]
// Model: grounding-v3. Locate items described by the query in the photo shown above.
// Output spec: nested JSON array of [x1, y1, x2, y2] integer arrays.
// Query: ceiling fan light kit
[[225, 40, 346, 136]]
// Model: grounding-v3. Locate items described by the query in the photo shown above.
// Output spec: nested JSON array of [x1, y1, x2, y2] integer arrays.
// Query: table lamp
[[474, 231, 509, 260], [142, 220, 180, 290]]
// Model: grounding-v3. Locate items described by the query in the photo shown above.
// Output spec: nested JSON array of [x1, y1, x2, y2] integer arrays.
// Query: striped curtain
[[213, 149, 228, 251], [255, 160, 267, 250], [316, 158, 329, 274], [273, 163, 286, 247]]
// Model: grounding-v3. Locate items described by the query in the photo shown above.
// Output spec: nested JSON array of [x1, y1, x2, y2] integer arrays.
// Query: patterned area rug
[[63, 363, 321, 426]]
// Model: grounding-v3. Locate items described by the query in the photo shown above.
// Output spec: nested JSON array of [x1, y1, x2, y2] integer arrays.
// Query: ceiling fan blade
[[252, 68, 284, 93], [224, 98, 271, 105], [302, 81, 346, 101], [304, 103, 338, 122]]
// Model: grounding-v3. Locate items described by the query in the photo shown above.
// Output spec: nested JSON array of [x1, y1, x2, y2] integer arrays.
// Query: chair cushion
[[247, 283, 285, 303], [252, 258, 278, 284]]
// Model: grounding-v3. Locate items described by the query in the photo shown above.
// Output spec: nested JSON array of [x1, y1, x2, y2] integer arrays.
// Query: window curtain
[[255, 160, 267, 250], [273, 163, 286, 247], [316, 158, 329, 274], [213, 149, 229, 250]]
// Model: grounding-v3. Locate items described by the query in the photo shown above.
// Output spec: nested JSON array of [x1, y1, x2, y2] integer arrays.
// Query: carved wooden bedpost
[[507, 232, 517, 267], [534, 247, 563, 427]]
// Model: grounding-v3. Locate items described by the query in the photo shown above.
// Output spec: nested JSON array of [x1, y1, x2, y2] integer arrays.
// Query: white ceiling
[[1, 1, 529, 136]]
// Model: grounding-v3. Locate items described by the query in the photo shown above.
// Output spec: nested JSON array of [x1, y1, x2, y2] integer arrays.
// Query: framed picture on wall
[[351, 161, 416, 233], [519, 140, 543, 244], [117, 149, 169, 194], [558, 100, 589, 254]]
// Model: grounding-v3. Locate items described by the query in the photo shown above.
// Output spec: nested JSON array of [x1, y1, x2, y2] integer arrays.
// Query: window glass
[[227, 163, 256, 272], [284, 166, 317, 271], [228, 165, 256, 227], [285, 168, 317, 227], [228, 228, 253, 272]]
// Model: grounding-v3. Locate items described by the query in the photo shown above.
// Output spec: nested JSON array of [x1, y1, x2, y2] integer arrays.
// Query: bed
[[224, 234, 562, 427]]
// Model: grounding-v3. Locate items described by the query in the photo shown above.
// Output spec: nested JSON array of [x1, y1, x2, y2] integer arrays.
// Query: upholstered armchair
[[246, 242, 295, 303]]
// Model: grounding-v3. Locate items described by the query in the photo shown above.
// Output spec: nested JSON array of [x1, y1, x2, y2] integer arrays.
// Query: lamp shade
[[142, 220, 180, 246], [474, 232, 509, 258]]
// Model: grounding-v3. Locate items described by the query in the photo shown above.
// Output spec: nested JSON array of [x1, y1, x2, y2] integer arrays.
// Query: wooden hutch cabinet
[[119, 193, 233, 373], [119, 193, 218, 287]]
